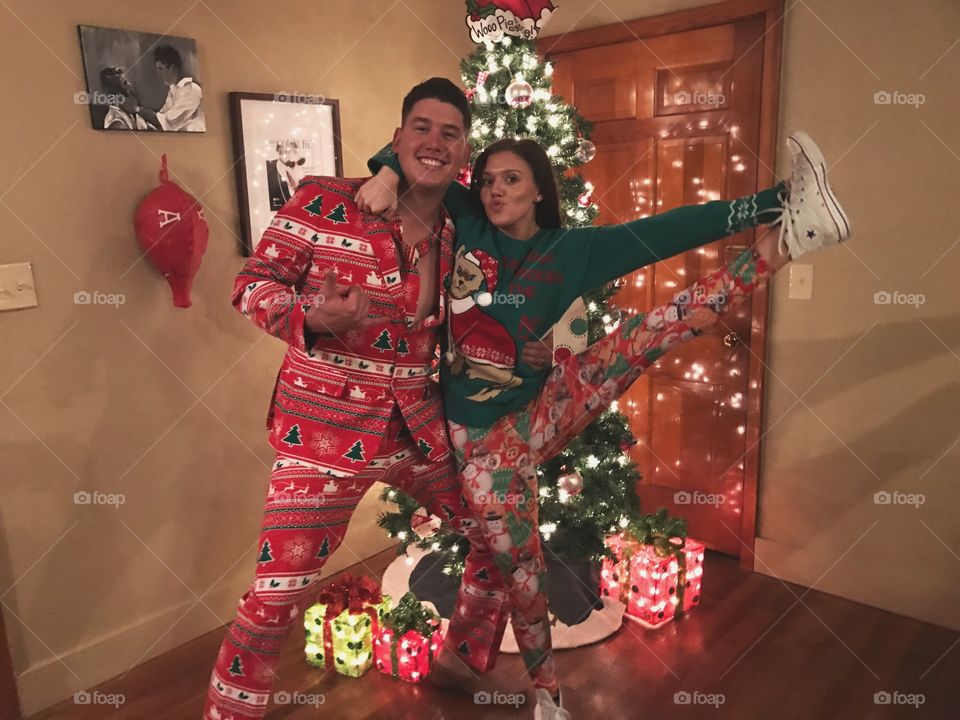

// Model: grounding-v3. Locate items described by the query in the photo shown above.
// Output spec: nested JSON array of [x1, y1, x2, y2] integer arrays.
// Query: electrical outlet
[[788, 263, 813, 300], [0, 263, 38, 311]]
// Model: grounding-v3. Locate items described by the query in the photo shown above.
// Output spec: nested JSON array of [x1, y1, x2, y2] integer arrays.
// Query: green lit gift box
[[304, 574, 391, 677]]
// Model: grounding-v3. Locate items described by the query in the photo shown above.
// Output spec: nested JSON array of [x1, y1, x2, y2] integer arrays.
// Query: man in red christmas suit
[[204, 79, 530, 719]]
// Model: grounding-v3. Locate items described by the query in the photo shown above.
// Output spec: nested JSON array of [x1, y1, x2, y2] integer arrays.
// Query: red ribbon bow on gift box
[[319, 574, 382, 613], [343, 574, 382, 612], [314, 575, 384, 669]]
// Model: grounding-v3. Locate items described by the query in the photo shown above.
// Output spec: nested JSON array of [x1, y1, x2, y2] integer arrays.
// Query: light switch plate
[[0, 263, 39, 311], [788, 263, 813, 300]]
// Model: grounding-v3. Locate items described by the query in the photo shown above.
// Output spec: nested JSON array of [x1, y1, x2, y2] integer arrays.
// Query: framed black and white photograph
[[229, 92, 343, 255], [77, 24, 206, 133]]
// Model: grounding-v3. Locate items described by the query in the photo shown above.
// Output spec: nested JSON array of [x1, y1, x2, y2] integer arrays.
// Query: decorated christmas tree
[[378, 29, 659, 578]]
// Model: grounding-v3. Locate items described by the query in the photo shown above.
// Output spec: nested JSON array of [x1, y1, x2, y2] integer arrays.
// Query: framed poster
[[229, 92, 343, 254], [77, 24, 206, 132]]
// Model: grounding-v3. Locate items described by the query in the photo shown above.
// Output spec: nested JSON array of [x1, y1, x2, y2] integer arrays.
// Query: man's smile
[[417, 156, 447, 169]]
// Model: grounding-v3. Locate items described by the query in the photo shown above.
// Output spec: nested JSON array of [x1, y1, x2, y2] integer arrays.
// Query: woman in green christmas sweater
[[357, 131, 850, 719]]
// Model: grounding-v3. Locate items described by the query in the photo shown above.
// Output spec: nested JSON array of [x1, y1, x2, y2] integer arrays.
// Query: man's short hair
[[153, 44, 183, 72], [401, 77, 471, 130]]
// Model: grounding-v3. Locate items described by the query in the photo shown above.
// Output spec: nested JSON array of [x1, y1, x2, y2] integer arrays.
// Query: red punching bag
[[134, 154, 208, 308]]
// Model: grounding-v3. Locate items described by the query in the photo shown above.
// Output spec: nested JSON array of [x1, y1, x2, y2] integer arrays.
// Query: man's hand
[[521, 331, 554, 370], [304, 269, 375, 335], [355, 166, 400, 216]]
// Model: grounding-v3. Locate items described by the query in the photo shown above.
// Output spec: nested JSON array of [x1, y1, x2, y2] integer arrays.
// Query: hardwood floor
[[26, 548, 960, 719]]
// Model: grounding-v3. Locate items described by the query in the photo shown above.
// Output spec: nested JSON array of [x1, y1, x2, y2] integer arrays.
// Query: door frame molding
[[538, 0, 786, 570], [0, 604, 21, 720]]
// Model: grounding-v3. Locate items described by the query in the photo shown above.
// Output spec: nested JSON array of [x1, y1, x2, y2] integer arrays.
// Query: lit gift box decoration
[[374, 592, 443, 683], [600, 533, 705, 627], [304, 575, 391, 677]]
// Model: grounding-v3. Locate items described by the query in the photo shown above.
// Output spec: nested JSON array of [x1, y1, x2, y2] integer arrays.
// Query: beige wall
[[2, 0, 959, 716], [545, 0, 960, 631], [0, 0, 472, 715]]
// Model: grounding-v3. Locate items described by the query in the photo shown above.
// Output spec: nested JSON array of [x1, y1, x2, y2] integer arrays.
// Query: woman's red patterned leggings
[[445, 248, 773, 694]]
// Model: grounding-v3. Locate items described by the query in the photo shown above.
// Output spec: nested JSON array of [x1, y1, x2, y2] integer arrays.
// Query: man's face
[[277, 142, 306, 188], [391, 98, 469, 193], [102, 71, 130, 97], [155, 61, 179, 86]]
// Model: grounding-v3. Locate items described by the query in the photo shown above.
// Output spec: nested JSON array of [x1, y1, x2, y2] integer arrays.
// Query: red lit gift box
[[600, 533, 704, 627], [374, 592, 443, 683]]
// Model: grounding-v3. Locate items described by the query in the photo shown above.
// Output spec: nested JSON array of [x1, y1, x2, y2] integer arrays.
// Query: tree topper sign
[[466, 0, 556, 43]]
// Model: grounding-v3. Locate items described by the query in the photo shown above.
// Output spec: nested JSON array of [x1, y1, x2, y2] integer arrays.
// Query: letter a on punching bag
[[134, 154, 209, 308]]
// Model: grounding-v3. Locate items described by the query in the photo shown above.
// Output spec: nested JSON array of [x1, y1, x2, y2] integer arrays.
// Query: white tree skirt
[[381, 546, 625, 652]]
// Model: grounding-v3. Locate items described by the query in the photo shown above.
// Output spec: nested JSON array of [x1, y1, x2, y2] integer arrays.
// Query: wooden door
[[541, 0, 783, 562]]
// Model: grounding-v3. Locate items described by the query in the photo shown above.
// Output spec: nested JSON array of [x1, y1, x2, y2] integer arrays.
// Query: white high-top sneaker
[[534, 687, 572, 720], [778, 130, 852, 258]]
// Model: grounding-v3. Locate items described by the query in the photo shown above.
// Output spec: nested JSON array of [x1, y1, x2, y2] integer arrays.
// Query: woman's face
[[479, 151, 540, 237]]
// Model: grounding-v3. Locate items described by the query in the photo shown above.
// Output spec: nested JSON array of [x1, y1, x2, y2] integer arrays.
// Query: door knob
[[723, 332, 740, 347]]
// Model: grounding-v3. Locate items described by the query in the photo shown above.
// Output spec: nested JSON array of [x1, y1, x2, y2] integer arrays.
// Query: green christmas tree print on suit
[[344, 440, 366, 462], [316, 537, 330, 558], [228, 655, 244, 677], [396, 338, 410, 355], [372, 329, 393, 351], [258, 540, 274, 563], [282, 424, 303, 446], [325, 202, 348, 224], [303, 195, 323, 216]]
